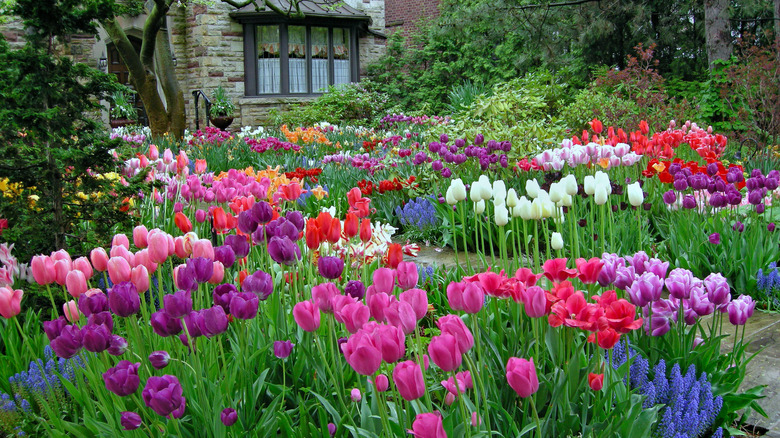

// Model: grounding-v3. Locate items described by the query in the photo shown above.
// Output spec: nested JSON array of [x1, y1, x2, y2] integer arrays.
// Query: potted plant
[[209, 85, 235, 130], [109, 91, 137, 128]]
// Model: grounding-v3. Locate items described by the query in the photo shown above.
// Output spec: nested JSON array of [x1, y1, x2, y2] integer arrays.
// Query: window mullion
[[280, 24, 289, 94], [328, 27, 334, 86], [306, 26, 312, 94]]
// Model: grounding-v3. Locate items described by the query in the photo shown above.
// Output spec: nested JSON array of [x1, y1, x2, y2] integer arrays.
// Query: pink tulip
[[0, 287, 23, 318], [375, 323, 405, 363], [73, 257, 94, 279], [385, 300, 417, 334], [372, 268, 395, 294], [50, 249, 72, 269], [65, 270, 88, 298], [163, 148, 173, 164], [335, 302, 370, 334], [506, 357, 539, 398], [133, 249, 158, 274], [53, 260, 71, 286], [373, 374, 389, 392], [409, 412, 447, 438], [392, 360, 425, 401], [148, 232, 169, 264], [427, 333, 462, 372], [63, 300, 80, 323], [208, 261, 224, 284], [342, 330, 382, 376], [133, 226, 149, 249], [107, 257, 132, 284], [31, 255, 55, 285], [437, 315, 473, 354], [191, 239, 214, 260], [367, 291, 392, 323], [195, 209, 208, 223], [521, 286, 548, 318], [112, 234, 130, 250], [293, 301, 320, 332], [131, 265, 150, 293], [330, 295, 357, 316], [149, 144, 159, 160], [399, 288, 428, 320], [166, 234, 176, 256], [110, 245, 135, 266], [395, 261, 418, 290], [90, 248, 109, 272], [312, 283, 340, 313]]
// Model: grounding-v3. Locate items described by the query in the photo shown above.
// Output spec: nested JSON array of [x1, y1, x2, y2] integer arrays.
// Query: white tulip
[[470, 181, 482, 202], [511, 204, 522, 218], [549, 182, 564, 203], [530, 198, 543, 220], [494, 204, 509, 226], [551, 232, 563, 250], [594, 185, 608, 205], [595, 171, 611, 195], [492, 180, 507, 203], [445, 187, 457, 205], [450, 178, 467, 201], [540, 199, 555, 218], [518, 197, 532, 220], [563, 174, 578, 196], [479, 178, 493, 200], [506, 188, 519, 208], [478, 175, 491, 187], [584, 175, 595, 195], [526, 179, 540, 199], [474, 199, 485, 214], [561, 194, 573, 207], [627, 181, 644, 207]]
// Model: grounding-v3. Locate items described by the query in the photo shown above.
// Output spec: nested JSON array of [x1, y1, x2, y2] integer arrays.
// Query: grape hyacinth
[[396, 197, 437, 232]]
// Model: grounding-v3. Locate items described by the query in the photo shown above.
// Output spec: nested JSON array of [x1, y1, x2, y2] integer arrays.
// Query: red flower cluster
[[363, 139, 380, 152], [356, 176, 417, 195], [642, 157, 746, 189], [284, 167, 323, 183]]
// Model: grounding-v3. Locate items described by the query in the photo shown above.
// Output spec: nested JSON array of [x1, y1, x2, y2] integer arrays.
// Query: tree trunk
[[154, 27, 186, 137], [704, 0, 732, 69]]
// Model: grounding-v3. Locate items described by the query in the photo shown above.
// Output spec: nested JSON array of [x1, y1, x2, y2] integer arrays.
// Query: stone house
[[1, 0, 440, 129]]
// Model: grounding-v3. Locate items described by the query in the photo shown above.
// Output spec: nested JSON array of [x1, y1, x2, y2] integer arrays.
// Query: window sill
[[239, 95, 320, 104]]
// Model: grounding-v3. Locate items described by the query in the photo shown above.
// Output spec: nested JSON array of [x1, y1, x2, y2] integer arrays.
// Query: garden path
[[413, 245, 780, 437]]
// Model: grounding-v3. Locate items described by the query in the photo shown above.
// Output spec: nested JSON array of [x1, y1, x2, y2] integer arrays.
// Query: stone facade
[[1, 0, 387, 130]]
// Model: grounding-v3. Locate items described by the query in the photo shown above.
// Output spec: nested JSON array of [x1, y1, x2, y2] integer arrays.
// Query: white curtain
[[312, 58, 328, 92], [289, 59, 307, 93], [334, 59, 350, 85], [258, 59, 280, 94]]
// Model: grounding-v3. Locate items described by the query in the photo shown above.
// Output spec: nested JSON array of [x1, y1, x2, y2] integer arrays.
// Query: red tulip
[[588, 373, 604, 391], [327, 217, 341, 244], [385, 243, 403, 269], [576, 257, 604, 285], [589, 118, 603, 135], [596, 328, 621, 349], [174, 212, 193, 234], [604, 299, 643, 334], [344, 213, 359, 239], [316, 212, 332, 242], [305, 219, 320, 250], [359, 219, 372, 243], [506, 357, 539, 398], [212, 207, 228, 231], [542, 258, 578, 283]]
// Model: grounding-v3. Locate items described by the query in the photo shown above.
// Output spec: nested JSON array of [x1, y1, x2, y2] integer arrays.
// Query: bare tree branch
[[511, 0, 600, 10]]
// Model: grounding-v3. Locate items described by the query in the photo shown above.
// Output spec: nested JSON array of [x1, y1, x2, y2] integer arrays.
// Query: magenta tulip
[[399, 288, 428, 320], [427, 333, 462, 372], [409, 412, 447, 438], [437, 314, 473, 354], [396, 261, 419, 290], [393, 360, 425, 401], [506, 357, 539, 398], [342, 330, 382, 375], [293, 301, 320, 332]]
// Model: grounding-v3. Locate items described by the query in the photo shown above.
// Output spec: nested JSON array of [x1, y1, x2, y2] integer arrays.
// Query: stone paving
[[413, 244, 780, 436]]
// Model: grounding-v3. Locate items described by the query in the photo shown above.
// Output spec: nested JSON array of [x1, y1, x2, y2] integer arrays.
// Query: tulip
[[198, 306, 228, 338], [53, 259, 70, 286], [130, 265, 149, 294], [399, 288, 428, 320], [174, 212, 193, 233], [221, 408, 238, 427], [410, 412, 446, 438], [108, 336, 128, 355], [108, 257, 132, 285], [526, 179, 540, 198], [336, 302, 370, 334], [209, 261, 225, 284], [230, 292, 259, 319], [103, 360, 141, 397], [428, 333, 462, 372], [396, 261, 419, 290], [576, 257, 604, 285], [79, 289, 108, 316], [708, 233, 720, 245], [148, 232, 169, 264], [393, 360, 425, 401], [164, 290, 193, 319], [350, 388, 362, 402], [191, 239, 214, 260], [506, 357, 539, 398], [149, 351, 170, 369], [73, 257, 93, 279], [268, 236, 301, 265], [0, 287, 23, 319], [385, 300, 417, 334], [273, 340, 294, 358], [373, 267, 395, 294], [727, 295, 755, 325], [186, 257, 213, 284], [311, 282, 340, 313], [133, 226, 149, 249], [225, 234, 251, 259], [63, 300, 80, 323], [437, 314, 473, 353], [550, 232, 563, 250], [112, 234, 130, 250], [50, 324, 82, 358], [142, 375, 186, 418], [704, 273, 731, 309], [451, 178, 467, 201], [108, 282, 140, 317], [627, 182, 644, 206], [150, 310, 183, 337], [494, 203, 509, 226], [359, 218, 372, 243], [342, 330, 382, 375], [242, 269, 274, 300], [474, 199, 485, 214], [31, 255, 56, 285], [293, 300, 320, 332], [588, 373, 604, 391], [318, 257, 344, 280], [345, 280, 366, 300], [120, 412, 142, 431], [521, 286, 547, 318], [214, 245, 236, 269]]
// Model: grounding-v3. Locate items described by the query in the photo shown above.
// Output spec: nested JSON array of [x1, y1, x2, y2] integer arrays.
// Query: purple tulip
[[78, 291, 108, 317], [598, 253, 624, 287], [273, 340, 294, 358], [251, 201, 273, 224], [44, 317, 68, 341], [625, 251, 649, 275], [704, 273, 731, 310], [197, 306, 228, 337], [224, 234, 250, 259], [665, 268, 696, 299], [318, 256, 345, 280], [708, 233, 720, 244], [732, 221, 744, 233], [276, 219, 299, 241], [769, 223, 776, 232], [242, 269, 274, 300], [613, 265, 637, 290], [50, 324, 82, 358], [237, 210, 259, 234], [214, 245, 236, 268], [88, 311, 114, 332], [142, 375, 186, 418], [643, 300, 674, 336], [268, 236, 301, 265], [688, 286, 714, 316], [662, 190, 676, 205], [186, 257, 213, 284], [149, 351, 170, 369], [748, 190, 763, 205], [673, 178, 689, 191], [765, 177, 778, 190], [643, 258, 670, 279], [103, 360, 141, 397], [151, 310, 183, 337], [286, 210, 305, 232], [706, 162, 719, 176], [682, 195, 696, 209], [108, 282, 140, 317], [230, 292, 259, 320], [164, 290, 193, 319], [627, 272, 664, 308], [120, 412, 142, 431], [757, 204, 766, 214], [344, 280, 366, 300], [213, 284, 238, 312], [108, 335, 128, 356], [221, 408, 238, 426], [182, 311, 204, 338], [82, 323, 112, 353], [727, 295, 755, 325], [709, 192, 726, 208], [175, 265, 198, 291]]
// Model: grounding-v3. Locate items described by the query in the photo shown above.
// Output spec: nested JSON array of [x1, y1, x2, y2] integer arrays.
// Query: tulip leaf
[[305, 389, 342, 425]]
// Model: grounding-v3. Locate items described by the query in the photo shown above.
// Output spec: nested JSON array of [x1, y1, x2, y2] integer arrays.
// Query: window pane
[[311, 27, 329, 93], [288, 26, 307, 94], [257, 25, 280, 94], [333, 28, 350, 86]]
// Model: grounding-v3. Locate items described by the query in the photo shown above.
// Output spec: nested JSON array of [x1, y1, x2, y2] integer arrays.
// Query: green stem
[[460, 202, 472, 274]]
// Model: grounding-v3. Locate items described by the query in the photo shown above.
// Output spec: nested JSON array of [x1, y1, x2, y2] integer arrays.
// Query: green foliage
[[109, 90, 135, 120], [273, 81, 393, 128], [209, 85, 235, 118], [446, 80, 490, 115]]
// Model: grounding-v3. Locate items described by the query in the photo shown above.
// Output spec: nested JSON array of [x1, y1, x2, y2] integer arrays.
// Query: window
[[243, 22, 359, 96]]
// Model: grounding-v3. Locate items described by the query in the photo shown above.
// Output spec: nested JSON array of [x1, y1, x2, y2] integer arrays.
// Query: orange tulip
[[174, 212, 193, 233]]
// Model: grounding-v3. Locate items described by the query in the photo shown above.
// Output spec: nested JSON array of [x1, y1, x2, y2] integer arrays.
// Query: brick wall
[[384, 0, 440, 40]]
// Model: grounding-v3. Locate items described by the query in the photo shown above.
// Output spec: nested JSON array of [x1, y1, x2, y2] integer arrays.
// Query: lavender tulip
[[704, 273, 731, 310], [627, 272, 664, 308], [613, 265, 637, 290], [727, 295, 755, 325], [665, 268, 696, 299]]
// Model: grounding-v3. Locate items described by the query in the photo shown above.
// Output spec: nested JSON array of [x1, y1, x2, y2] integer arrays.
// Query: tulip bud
[[627, 182, 644, 206], [474, 200, 485, 214], [494, 203, 509, 226], [551, 232, 563, 250], [525, 179, 540, 199]]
